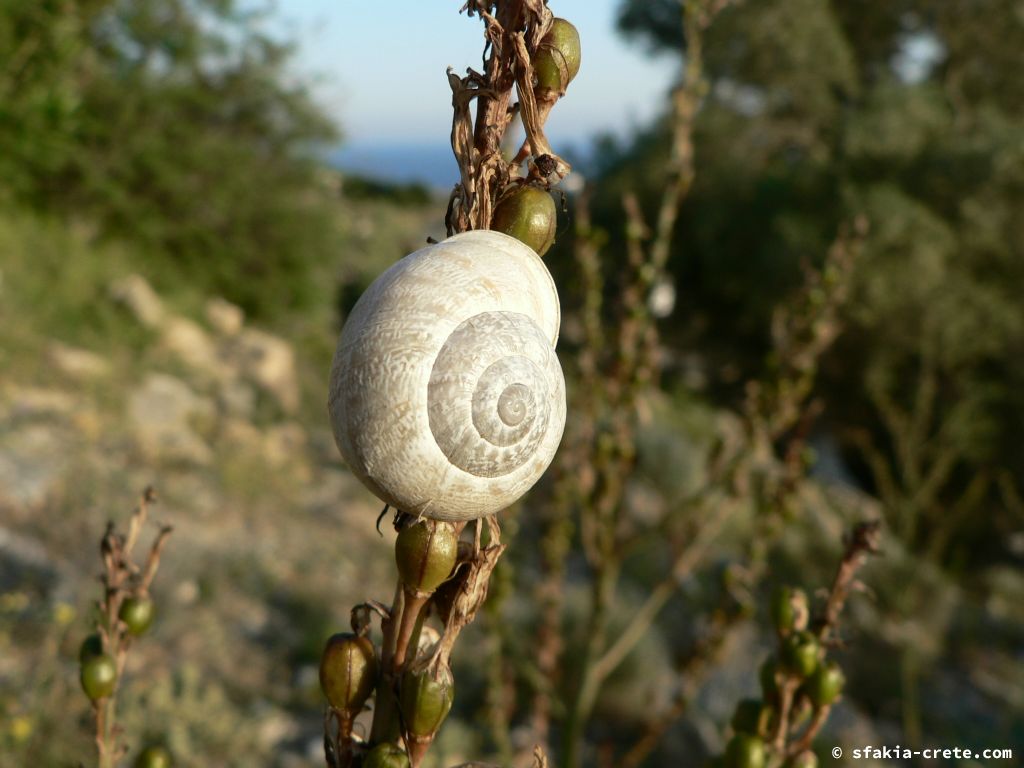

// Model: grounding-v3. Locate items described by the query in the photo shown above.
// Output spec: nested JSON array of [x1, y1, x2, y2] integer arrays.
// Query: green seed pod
[[80, 653, 117, 701], [534, 18, 581, 94], [362, 744, 411, 768], [769, 586, 808, 635], [731, 698, 775, 737], [79, 633, 104, 664], [319, 633, 378, 714], [805, 660, 845, 707], [781, 631, 820, 678], [490, 186, 557, 256], [759, 658, 780, 700], [400, 665, 454, 739], [785, 751, 819, 768], [395, 521, 458, 596], [119, 596, 156, 636], [725, 734, 766, 768], [134, 745, 173, 768], [730, 699, 763, 734]]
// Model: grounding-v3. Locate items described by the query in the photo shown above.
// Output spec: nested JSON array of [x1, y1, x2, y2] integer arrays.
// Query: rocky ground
[[1, 204, 1021, 766], [0, 271, 407, 765], [0, 194, 447, 766]]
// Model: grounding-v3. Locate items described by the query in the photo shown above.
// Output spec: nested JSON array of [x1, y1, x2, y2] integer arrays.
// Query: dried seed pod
[[491, 186, 557, 256], [328, 230, 566, 522], [318, 633, 378, 715], [81, 653, 117, 701], [805, 660, 845, 707], [534, 18, 581, 94], [119, 595, 155, 636], [362, 744, 411, 768], [395, 521, 458, 596]]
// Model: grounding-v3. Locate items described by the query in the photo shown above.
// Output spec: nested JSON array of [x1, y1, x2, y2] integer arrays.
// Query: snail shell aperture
[[328, 230, 566, 521]]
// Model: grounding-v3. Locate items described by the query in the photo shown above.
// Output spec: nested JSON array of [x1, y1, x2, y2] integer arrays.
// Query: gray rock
[[110, 274, 165, 328], [1, 386, 78, 423], [263, 422, 307, 467], [228, 328, 300, 414], [220, 417, 261, 449], [47, 342, 111, 380], [127, 373, 214, 465], [160, 316, 223, 379], [217, 379, 256, 418], [0, 425, 69, 507], [0, 525, 61, 594], [205, 297, 245, 337]]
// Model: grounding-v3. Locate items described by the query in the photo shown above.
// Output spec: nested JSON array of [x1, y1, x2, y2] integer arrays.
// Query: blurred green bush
[[0, 0, 342, 320], [575, 0, 1024, 572]]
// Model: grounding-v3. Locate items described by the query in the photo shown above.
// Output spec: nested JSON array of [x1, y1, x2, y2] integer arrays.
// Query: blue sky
[[272, 1, 679, 148]]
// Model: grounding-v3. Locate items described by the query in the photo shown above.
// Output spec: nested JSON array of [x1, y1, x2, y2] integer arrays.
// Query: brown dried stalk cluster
[[324, 3, 580, 766], [610, 220, 865, 768], [326, 1, 872, 766], [533, 195, 865, 767], [445, 0, 569, 236], [88, 487, 173, 768], [324, 514, 511, 768], [505, 1, 871, 764], [778, 522, 881, 759]]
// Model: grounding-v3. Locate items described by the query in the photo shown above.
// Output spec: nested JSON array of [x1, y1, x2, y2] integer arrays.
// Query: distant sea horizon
[[327, 142, 460, 190], [327, 137, 597, 190]]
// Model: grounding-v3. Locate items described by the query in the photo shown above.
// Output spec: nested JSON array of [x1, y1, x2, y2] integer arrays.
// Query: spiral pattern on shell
[[328, 230, 566, 521]]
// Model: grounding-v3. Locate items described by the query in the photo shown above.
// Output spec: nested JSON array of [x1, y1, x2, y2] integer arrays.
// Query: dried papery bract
[[446, 1, 571, 236]]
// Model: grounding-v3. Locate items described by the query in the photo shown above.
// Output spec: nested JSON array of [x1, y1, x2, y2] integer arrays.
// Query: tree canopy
[[0, 0, 341, 317], [597, 0, 1024, 567]]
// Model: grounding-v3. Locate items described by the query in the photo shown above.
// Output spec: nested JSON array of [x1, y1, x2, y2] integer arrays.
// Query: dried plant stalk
[[446, 0, 568, 235], [89, 487, 172, 768]]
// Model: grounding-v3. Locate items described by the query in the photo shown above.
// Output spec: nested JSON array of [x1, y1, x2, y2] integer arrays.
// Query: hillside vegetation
[[1, 1, 1022, 766]]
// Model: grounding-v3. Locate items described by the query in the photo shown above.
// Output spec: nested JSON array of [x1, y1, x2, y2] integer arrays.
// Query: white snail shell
[[328, 230, 566, 521]]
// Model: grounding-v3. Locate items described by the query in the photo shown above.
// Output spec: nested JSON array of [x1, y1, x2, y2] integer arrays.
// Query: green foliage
[[0, 0, 341, 319], [603, 0, 1024, 569], [342, 175, 433, 206]]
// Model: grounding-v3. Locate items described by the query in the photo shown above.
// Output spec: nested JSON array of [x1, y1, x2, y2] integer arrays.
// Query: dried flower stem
[[91, 487, 171, 768], [769, 521, 881, 766], [558, 4, 729, 765], [447, 0, 567, 235]]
